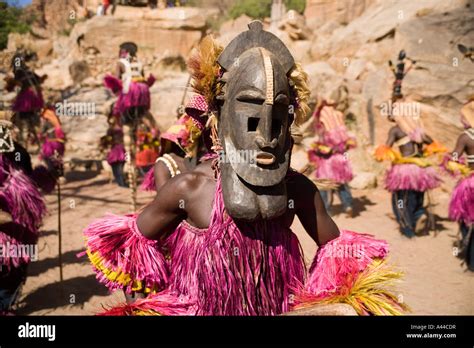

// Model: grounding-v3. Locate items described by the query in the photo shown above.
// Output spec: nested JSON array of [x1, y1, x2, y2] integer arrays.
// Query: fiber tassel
[[99, 290, 196, 316], [83, 214, 169, 294], [163, 177, 305, 316], [375, 145, 399, 162], [0, 160, 46, 232], [104, 74, 123, 95], [385, 163, 441, 192], [31, 165, 57, 194], [140, 166, 155, 191], [449, 174, 474, 224], [294, 259, 409, 316], [293, 230, 408, 315], [146, 74, 156, 88], [304, 230, 389, 296], [314, 153, 353, 184], [0, 224, 38, 271]]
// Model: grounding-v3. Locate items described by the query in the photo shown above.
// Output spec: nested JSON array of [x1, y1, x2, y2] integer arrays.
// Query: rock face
[[71, 16, 202, 58], [305, 0, 375, 27], [302, 0, 474, 149], [25, 0, 85, 38]]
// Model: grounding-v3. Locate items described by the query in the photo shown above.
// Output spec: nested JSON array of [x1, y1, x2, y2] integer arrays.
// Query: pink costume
[[449, 173, 474, 225], [84, 173, 402, 316], [308, 105, 356, 184], [103, 58, 155, 116], [0, 156, 46, 272]]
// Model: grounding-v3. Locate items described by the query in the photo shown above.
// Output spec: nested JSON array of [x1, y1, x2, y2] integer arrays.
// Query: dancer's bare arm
[[137, 170, 214, 239], [137, 173, 193, 239], [115, 62, 124, 79], [386, 126, 399, 147], [291, 173, 340, 245], [153, 161, 172, 191], [452, 134, 467, 158]]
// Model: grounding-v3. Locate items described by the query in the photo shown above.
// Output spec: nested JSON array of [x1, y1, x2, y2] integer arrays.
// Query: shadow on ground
[[331, 195, 376, 217], [17, 274, 108, 315], [27, 249, 87, 277]]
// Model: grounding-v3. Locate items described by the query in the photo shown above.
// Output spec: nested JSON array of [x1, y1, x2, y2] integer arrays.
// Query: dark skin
[[452, 132, 474, 170], [154, 153, 187, 190], [154, 136, 209, 191], [386, 120, 433, 156], [137, 160, 340, 246]]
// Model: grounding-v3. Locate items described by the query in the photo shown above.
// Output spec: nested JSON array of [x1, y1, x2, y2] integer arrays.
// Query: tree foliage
[[0, 1, 32, 50], [229, 0, 306, 19]]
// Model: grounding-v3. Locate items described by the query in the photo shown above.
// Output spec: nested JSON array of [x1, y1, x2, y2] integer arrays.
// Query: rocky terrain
[[2, 0, 473, 183]]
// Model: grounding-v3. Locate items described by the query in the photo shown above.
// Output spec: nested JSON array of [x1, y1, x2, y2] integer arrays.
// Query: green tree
[[284, 0, 306, 14], [0, 1, 32, 50], [229, 0, 306, 19], [229, 0, 272, 19]]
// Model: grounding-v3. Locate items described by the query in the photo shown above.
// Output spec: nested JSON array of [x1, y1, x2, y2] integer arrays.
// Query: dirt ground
[[15, 168, 474, 315]]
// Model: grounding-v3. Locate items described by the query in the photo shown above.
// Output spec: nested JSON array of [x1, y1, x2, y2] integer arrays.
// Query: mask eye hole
[[248, 117, 259, 132]]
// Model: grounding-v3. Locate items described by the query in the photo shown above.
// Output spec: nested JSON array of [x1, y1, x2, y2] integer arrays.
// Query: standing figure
[[83, 24, 407, 316], [5, 51, 46, 150], [388, 50, 415, 101], [0, 111, 46, 314], [101, 115, 127, 188], [375, 100, 442, 238], [38, 105, 66, 180], [140, 95, 212, 192], [445, 96, 474, 271], [307, 88, 356, 216], [104, 42, 156, 211]]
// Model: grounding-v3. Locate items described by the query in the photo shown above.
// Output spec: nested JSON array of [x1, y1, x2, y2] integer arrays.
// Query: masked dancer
[[83, 23, 407, 316]]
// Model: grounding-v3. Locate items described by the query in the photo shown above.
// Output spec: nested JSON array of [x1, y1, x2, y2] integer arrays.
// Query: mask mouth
[[255, 151, 275, 165]]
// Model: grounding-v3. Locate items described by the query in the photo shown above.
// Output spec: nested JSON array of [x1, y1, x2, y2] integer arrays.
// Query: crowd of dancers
[[0, 22, 472, 316]]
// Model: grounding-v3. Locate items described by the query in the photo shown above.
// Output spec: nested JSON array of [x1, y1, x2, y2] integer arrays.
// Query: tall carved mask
[[217, 21, 295, 221]]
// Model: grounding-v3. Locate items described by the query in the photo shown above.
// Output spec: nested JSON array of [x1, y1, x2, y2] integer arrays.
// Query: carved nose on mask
[[255, 103, 279, 149], [255, 136, 278, 149]]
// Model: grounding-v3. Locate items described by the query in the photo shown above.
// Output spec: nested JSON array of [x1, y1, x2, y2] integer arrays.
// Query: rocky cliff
[[1, 0, 473, 169]]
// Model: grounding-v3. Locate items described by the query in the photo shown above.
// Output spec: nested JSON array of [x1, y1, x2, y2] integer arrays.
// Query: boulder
[[69, 15, 203, 62], [305, 0, 376, 28], [349, 171, 378, 190], [69, 60, 91, 85]]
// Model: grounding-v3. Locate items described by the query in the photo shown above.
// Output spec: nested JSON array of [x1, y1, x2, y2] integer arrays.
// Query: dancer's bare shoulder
[[389, 125, 405, 139]]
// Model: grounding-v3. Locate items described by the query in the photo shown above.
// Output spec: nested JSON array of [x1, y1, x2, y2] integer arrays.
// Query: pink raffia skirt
[[140, 166, 155, 191], [104, 76, 150, 115], [315, 153, 353, 184], [106, 144, 126, 165], [384, 163, 441, 192], [12, 88, 44, 113], [0, 225, 38, 271], [449, 174, 474, 224], [41, 140, 65, 160]]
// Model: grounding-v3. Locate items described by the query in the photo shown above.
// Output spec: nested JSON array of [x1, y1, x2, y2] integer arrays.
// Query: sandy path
[[16, 170, 474, 315]]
